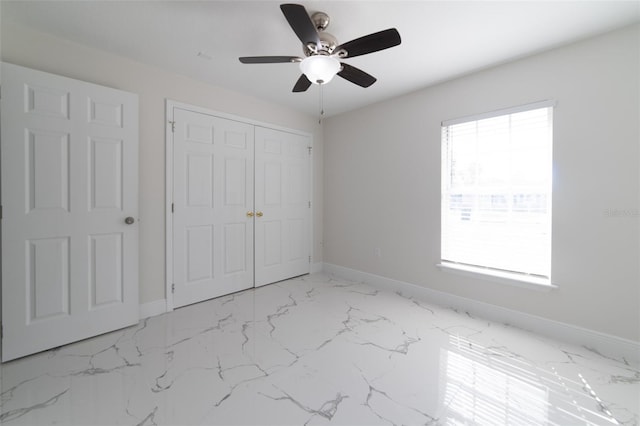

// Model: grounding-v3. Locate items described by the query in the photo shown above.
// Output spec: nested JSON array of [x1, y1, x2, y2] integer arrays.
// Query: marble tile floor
[[0, 273, 638, 425]]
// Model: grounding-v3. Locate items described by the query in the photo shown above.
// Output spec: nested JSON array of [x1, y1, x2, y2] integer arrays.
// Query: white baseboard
[[310, 262, 324, 274], [322, 263, 640, 363], [139, 299, 167, 320], [138, 265, 325, 319]]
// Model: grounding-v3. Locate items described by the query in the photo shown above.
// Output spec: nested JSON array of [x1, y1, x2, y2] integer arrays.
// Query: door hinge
[[0, 205, 3, 219], [172, 283, 175, 293], [308, 146, 312, 155], [169, 121, 175, 133], [1, 324, 3, 339], [308, 201, 311, 208], [308, 256, 311, 264], [171, 203, 174, 213]]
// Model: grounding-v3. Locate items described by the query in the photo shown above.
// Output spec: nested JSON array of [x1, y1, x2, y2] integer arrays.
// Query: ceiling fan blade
[[239, 56, 301, 64], [335, 28, 401, 58], [280, 4, 320, 47], [338, 63, 377, 88], [292, 74, 312, 92]]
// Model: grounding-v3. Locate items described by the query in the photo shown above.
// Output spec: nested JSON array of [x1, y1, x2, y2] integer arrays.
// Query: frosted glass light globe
[[299, 55, 340, 85]]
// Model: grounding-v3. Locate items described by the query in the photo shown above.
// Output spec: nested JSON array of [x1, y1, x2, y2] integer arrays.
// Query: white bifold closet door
[[1, 63, 139, 361], [254, 126, 311, 287], [172, 109, 255, 308], [171, 107, 310, 308]]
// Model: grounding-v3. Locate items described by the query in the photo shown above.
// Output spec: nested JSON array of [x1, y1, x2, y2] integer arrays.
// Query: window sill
[[437, 262, 557, 292]]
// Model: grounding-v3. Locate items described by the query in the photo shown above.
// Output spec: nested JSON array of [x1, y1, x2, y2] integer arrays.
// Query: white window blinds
[[441, 101, 554, 279]]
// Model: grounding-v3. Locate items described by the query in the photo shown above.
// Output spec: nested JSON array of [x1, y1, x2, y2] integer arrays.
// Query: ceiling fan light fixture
[[299, 55, 341, 85], [239, 4, 402, 92]]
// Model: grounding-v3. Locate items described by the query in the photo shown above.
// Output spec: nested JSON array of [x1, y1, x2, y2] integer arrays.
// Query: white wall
[[324, 24, 640, 342], [1, 22, 324, 305]]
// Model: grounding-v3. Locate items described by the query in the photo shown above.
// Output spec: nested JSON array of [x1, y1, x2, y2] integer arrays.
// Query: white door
[[1, 63, 139, 361], [254, 127, 311, 287], [171, 108, 254, 308]]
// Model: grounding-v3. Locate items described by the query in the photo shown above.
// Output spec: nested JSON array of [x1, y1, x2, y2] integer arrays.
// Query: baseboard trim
[[139, 299, 168, 320], [310, 262, 324, 274], [322, 263, 640, 363]]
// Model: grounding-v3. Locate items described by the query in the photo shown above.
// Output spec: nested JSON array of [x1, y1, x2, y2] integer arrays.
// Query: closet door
[[254, 127, 311, 287], [172, 108, 254, 308]]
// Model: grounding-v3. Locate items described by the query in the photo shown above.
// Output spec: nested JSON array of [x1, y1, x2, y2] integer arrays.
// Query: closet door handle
[[256, 211, 263, 217], [246, 211, 254, 218]]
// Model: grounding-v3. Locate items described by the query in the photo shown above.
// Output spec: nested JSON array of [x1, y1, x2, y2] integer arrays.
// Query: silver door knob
[[125, 217, 135, 225]]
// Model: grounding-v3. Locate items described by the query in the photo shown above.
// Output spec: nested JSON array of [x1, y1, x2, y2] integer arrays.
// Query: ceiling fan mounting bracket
[[311, 11, 330, 31]]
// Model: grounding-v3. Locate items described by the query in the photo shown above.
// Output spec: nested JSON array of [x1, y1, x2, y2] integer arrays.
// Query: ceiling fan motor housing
[[303, 11, 338, 56], [304, 31, 338, 56]]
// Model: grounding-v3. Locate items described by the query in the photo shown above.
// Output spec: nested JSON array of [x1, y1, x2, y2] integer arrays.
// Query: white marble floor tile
[[1, 273, 638, 425]]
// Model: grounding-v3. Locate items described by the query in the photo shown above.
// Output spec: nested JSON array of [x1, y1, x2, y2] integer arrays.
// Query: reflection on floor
[[1, 274, 638, 425]]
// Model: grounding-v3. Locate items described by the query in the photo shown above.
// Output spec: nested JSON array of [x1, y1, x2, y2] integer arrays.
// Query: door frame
[[164, 100, 313, 312]]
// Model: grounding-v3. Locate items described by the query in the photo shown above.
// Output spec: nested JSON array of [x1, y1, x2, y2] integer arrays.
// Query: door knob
[[246, 211, 254, 218], [256, 211, 263, 217], [125, 217, 135, 225]]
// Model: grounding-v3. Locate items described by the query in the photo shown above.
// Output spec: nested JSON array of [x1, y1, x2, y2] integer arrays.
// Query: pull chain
[[318, 83, 324, 125]]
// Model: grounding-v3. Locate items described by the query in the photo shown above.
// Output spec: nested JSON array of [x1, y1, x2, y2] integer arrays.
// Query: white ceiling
[[2, 1, 639, 117]]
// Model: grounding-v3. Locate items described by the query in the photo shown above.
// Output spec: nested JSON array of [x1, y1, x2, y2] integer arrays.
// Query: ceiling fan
[[239, 3, 401, 92]]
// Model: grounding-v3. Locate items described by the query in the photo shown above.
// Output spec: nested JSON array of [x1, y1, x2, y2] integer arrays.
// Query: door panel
[[172, 109, 254, 308], [186, 225, 214, 283], [254, 127, 310, 287], [90, 138, 123, 210], [224, 223, 248, 274], [1, 62, 139, 361], [224, 157, 247, 206], [27, 129, 70, 212], [28, 237, 70, 321], [263, 220, 282, 266], [89, 233, 123, 308]]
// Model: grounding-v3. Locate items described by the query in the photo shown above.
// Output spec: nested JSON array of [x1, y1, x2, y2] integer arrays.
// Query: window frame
[[439, 100, 557, 290]]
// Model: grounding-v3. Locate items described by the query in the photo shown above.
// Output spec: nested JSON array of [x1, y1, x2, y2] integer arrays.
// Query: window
[[441, 101, 554, 283]]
